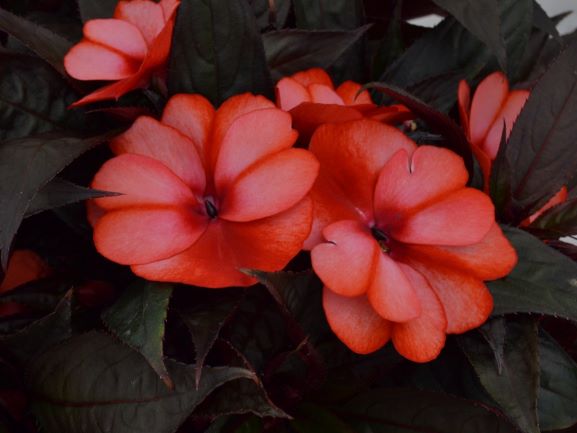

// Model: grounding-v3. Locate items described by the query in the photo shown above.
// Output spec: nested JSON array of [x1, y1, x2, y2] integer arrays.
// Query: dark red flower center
[[371, 226, 391, 253], [204, 198, 218, 219]]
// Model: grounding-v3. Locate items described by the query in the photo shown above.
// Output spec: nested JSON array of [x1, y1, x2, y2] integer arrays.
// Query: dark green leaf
[[0, 7, 72, 76], [459, 318, 540, 433], [77, 0, 117, 21], [341, 388, 518, 433], [26, 178, 116, 217], [291, 403, 354, 433], [0, 54, 84, 140], [0, 291, 71, 363], [263, 26, 370, 82], [0, 131, 112, 269], [489, 226, 577, 320], [499, 0, 533, 77], [102, 281, 173, 388], [293, 0, 364, 30], [29, 332, 254, 433], [250, 0, 290, 30], [491, 40, 577, 223], [430, 0, 506, 69], [179, 291, 240, 385], [532, 1, 561, 40], [478, 318, 507, 374], [530, 198, 577, 239], [539, 329, 577, 431], [168, 0, 273, 104]]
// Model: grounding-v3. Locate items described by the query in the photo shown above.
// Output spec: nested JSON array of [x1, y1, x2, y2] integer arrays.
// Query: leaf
[[250, 0, 290, 31], [498, 0, 533, 77], [29, 332, 254, 433], [529, 198, 577, 239], [292, 0, 364, 30], [77, 0, 117, 21], [430, 0, 506, 70], [489, 226, 577, 320], [0, 54, 85, 140], [366, 83, 473, 172], [102, 281, 174, 388], [0, 291, 71, 364], [478, 318, 507, 374], [263, 26, 370, 82], [0, 131, 112, 269], [340, 388, 518, 433], [179, 291, 241, 386], [25, 178, 116, 217], [459, 318, 540, 433], [538, 329, 577, 431], [0, 7, 72, 76], [491, 39, 577, 224], [168, 0, 273, 105], [291, 403, 354, 433]]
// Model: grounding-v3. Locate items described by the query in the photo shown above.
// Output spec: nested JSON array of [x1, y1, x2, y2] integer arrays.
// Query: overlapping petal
[[64, 42, 139, 80]]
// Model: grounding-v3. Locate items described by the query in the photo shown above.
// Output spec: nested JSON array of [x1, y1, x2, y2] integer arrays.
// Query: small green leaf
[[0, 7, 73, 76], [29, 332, 255, 433], [341, 388, 518, 433], [168, 0, 273, 104], [539, 329, 577, 431], [489, 226, 577, 320], [76, 0, 117, 21], [102, 281, 173, 388], [0, 291, 71, 364], [459, 318, 540, 433], [263, 26, 370, 82], [0, 131, 112, 269]]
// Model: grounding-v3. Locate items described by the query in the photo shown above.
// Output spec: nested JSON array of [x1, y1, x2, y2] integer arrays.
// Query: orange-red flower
[[306, 119, 517, 362], [1, 250, 49, 316], [459, 71, 567, 223], [89, 93, 319, 288], [64, 0, 180, 107], [275, 68, 411, 140]]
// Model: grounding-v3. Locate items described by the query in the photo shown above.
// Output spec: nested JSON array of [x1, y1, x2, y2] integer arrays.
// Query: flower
[[275, 68, 411, 140], [89, 93, 319, 288], [458, 71, 529, 190], [1, 250, 49, 316], [306, 119, 517, 362], [64, 0, 180, 107], [459, 71, 567, 223]]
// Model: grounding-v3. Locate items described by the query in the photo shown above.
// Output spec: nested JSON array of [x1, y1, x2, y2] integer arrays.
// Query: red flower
[[459, 71, 567, 223], [275, 68, 411, 140], [64, 0, 180, 107], [0, 250, 50, 316], [307, 119, 517, 362], [89, 93, 319, 288]]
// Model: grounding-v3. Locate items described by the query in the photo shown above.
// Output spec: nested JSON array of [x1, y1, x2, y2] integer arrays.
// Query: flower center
[[204, 198, 218, 219], [371, 226, 391, 254]]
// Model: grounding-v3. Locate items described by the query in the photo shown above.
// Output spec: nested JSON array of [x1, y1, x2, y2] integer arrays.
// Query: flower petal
[[111, 116, 206, 194], [1, 250, 48, 292], [399, 223, 517, 281], [214, 109, 297, 193], [391, 188, 494, 246], [407, 259, 493, 334], [133, 198, 312, 288], [311, 220, 378, 297], [292, 68, 333, 87], [336, 81, 373, 105], [367, 253, 421, 322], [219, 149, 318, 222], [84, 19, 147, 59], [309, 119, 416, 222], [309, 84, 345, 105], [94, 207, 207, 265], [275, 77, 311, 111], [162, 94, 215, 159], [374, 146, 469, 226], [526, 186, 568, 225], [64, 41, 139, 80], [458, 80, 471, 138], [70, 72, 145, 107], [91, 154, 196, 210], [469, 72, 509, 148], [392, 264, 447, 363], [114, 0, 165, 45], [289, 102, 364, 141], [323, 288, 392, 355]]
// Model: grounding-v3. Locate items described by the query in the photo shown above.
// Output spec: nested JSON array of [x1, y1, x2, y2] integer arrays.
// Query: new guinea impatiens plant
[[2, 1, 577, 433]]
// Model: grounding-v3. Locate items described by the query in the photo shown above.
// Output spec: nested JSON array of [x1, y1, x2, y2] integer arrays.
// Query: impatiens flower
[[64, 0, 180, 106], [89, 93, 319, 288], [459, 71, 567, 223], [1, 250, 49, 316], [275, 68, 411, 140], [306, 119, 517, 362]]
